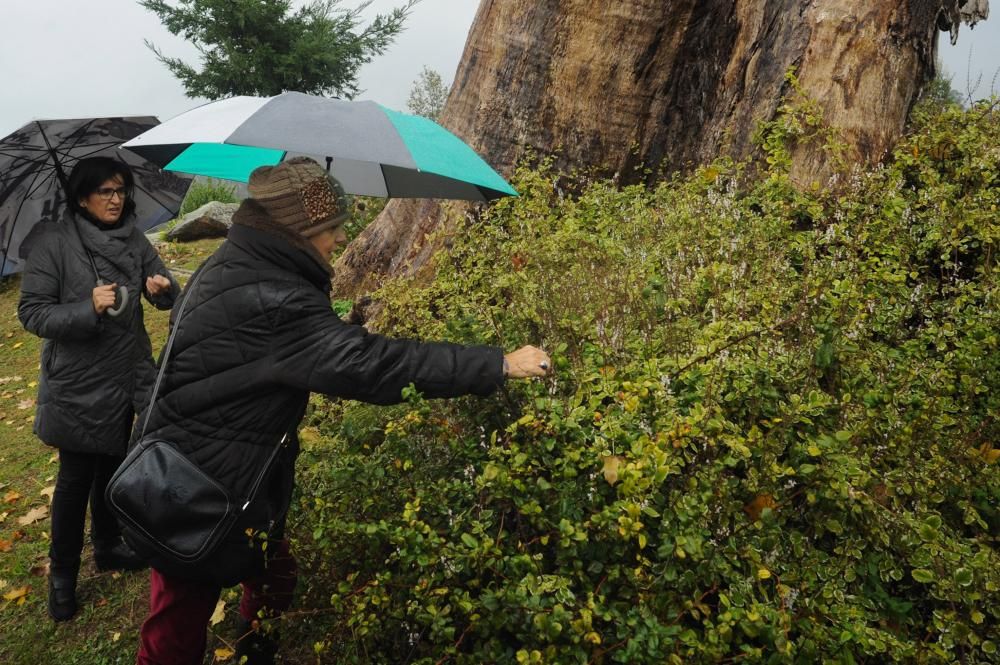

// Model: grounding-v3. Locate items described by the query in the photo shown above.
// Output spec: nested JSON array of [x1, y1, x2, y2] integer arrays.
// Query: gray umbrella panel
[[230, 95, 494, 200], [228, 95, 419, 168], [0, 117, 192, 276]]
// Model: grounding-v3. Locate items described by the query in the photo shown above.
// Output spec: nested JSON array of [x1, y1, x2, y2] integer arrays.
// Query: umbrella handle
[[97, 279, 129, 318]]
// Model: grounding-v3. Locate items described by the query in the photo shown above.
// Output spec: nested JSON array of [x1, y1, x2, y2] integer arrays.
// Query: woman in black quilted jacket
[[18, 157, 179, 622], [133, 157, 550, 665]]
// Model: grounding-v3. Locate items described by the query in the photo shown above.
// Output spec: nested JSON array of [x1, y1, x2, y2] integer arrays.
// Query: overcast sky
[[0, 1, 997, 138]]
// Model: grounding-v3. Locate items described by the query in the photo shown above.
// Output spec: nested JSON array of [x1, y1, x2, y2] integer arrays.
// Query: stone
[[165, 202, 240, 242]]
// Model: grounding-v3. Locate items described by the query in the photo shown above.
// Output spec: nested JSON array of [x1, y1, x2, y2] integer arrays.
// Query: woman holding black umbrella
[[17, 156, 180, 622]]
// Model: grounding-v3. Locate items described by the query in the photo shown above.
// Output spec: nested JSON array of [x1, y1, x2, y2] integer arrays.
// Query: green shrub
[[178, 179, 239, 217], [291, 100, 1000, 663]]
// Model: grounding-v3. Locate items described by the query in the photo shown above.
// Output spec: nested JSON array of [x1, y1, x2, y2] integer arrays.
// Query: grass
[[0, 235, 354, 663], [0, 239, 254, 664]]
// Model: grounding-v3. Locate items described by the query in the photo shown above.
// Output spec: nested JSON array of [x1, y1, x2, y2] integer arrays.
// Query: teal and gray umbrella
[[122, 92, 517, 201]]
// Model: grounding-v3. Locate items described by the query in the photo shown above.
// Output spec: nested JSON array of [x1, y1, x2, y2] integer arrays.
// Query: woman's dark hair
[[66, 157, 136, 221]]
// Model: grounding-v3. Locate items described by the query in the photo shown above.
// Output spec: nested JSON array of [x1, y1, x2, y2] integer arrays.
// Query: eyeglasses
[[95, 187, 128, 201]]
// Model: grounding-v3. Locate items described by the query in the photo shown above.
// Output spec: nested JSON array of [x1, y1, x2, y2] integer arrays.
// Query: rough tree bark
[[334, 0, 988, 301]]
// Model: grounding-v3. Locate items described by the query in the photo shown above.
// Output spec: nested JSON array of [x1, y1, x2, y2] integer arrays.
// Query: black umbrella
[[0, 117, 193, 276]]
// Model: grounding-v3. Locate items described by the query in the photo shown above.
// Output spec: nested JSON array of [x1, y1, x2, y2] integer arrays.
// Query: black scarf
[[71, 211, 141, 290]]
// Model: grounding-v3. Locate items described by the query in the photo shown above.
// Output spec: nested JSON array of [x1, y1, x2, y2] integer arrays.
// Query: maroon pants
[[136, 539, 297, 665]]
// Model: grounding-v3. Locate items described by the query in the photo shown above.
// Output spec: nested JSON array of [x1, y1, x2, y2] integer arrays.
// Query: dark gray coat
[[18, 213, 178, 456]]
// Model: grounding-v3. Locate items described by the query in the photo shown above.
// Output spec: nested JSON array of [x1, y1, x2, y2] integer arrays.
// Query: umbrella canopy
[[0, 117, 193, 276], [121, 92, 517, 201]]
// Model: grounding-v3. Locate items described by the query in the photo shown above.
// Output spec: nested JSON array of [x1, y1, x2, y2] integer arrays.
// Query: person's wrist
[[502, 357, 510, 377]]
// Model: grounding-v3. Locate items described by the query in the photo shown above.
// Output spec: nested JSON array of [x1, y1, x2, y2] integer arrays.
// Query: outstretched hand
[[504, 345, 552, 379]]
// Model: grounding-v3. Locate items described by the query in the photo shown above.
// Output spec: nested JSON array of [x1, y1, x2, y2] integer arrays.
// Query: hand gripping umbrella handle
[[97, 279, 129, 318]]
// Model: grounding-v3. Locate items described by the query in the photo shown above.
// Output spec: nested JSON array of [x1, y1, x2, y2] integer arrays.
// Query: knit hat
[[247, 157, 350, 238]]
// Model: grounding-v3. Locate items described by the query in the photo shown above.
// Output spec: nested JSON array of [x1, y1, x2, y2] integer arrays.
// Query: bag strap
[[138, 267, 205, 441], [137, 267, 290, 509]]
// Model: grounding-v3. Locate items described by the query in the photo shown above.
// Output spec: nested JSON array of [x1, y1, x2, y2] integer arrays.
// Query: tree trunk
[[334, 0, 987, 301]]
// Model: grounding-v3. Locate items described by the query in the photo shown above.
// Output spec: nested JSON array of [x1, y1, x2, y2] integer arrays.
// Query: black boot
[[93, 539, 147, 572], [48, 573, 78, 622], [235, 618, 279, 665]]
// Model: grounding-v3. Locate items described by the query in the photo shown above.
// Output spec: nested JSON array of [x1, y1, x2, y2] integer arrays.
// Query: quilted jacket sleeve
[[272, 286, 505, 405], [18, 231, 101, 341]]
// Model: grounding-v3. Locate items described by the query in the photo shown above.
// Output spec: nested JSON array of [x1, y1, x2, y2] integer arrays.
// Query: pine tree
[[140, 0, 417, 99]]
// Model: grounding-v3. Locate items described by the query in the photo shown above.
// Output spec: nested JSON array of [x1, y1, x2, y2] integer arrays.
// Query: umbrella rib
[[66, 143, 124, 163], [380, 164, 394, 198], [0, 150, 49, 161], [35, 122, 71, 194], [55, 119, 99, 154], [0, 153, 52, 170], [50, 141, 123, 160], [0, 144, 48, 154], [22, 170, 58, 201]]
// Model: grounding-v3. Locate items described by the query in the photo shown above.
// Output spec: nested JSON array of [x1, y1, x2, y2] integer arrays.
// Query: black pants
[[49, 449, 124, 577]]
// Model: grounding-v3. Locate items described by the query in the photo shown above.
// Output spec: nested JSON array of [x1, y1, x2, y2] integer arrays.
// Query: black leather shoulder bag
[[106, 269, 287, 579]]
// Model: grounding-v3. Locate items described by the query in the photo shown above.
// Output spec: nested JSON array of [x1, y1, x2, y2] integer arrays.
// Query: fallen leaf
[[112, 632, 121, 642], [49, 454, 58, 464], [95, 597, 109, 607], [28, 381, 37, 388], [214, 647, 235, 661], [18, 505, 48, 525], [3, 491, 21, 504], [0, 579, 7, 591], [0, 511, 7, 523], [744, 494, 778, 521], [210, 599, 226, 626], [40, 486, 55, 503], [11, 342, 22, 350], [0, 540, 11, 552], [16, 399, 33, 410], [29, 563, 48, 577], [602, 455, 623, 486], [11, 530, 25, 541], [3, 586, 28, 603]]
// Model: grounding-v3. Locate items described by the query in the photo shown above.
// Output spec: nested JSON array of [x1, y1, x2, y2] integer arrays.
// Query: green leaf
[[460, 533, 478, 549], [911, 569, 935, 583], [332, 299, 353, 317], [954, 568, 973, 587]]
